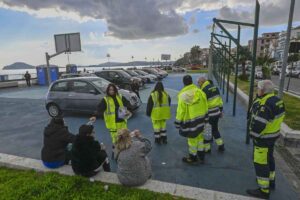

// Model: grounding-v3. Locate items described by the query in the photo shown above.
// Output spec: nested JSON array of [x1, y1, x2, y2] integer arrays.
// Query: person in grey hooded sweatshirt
[[115, 129, 152, 186]]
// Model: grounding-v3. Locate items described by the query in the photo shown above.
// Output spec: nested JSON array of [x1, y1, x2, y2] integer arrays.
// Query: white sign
[[54, 32, 81, 53], [161, 54, 171, 61]]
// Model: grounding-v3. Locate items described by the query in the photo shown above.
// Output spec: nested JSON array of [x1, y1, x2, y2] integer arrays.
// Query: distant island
[[3, 62, 36, 70], [3, 61, 174, 70]]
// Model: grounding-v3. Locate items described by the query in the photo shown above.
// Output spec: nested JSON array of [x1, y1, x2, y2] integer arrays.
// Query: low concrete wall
[[0, 153, 257, 200], [0, 79, 38, 89], [227, 81, 300, 148], [0, 81, 18, 88]]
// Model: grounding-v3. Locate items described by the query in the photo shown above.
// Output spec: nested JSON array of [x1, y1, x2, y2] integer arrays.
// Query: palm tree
[[239, 47, 252, 76]]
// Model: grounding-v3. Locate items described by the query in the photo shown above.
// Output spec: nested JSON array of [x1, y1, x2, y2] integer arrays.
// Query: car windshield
[[126, 70, 138, 76], [136, 70, 148, 75], [120, 71, 132, 78], [92, 79, 111, 90]]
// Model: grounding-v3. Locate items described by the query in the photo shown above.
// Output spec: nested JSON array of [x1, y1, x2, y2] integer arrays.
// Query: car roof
[[97, 69, 124, 72], [56, 77, 103, 82]]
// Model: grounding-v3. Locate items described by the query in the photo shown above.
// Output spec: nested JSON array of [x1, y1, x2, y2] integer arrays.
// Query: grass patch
[[229, 76, 300, 130], [0, 167, 183, 200], [187, 69, 208, 73]]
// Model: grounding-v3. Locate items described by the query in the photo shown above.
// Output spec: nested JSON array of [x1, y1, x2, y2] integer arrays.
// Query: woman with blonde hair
[[115, 129, 152, 187]]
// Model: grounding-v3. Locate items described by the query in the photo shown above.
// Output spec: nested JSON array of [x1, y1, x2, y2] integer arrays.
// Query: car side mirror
[[114, 74, 119, 78], [89, 89, 99, 95]]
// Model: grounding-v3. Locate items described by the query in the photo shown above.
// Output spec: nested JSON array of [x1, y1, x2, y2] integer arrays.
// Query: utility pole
[[278, 0, 295, 98]]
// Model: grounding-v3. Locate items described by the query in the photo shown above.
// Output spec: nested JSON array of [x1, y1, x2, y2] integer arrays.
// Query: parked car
[[154, 68, 168, 78], [272, 61, 282, 75], [290, 66, 300, 78], [95, 70, 140, 90], [255, 68, 263, 79], [46, 77, 141, 117], [124, 70, 147, 84], [142, 68, 164, 79], [60, 73, 96, 79], [172, 67, 186, 73], [134, 70, 157, 82]]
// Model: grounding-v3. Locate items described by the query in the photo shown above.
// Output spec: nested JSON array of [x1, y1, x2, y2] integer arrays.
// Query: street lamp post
[[278, 0, 295, 98]]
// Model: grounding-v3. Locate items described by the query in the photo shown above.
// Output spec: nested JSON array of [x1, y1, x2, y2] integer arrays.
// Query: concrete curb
[[0, 153, 258, 200], [227, 81, 300, 147]]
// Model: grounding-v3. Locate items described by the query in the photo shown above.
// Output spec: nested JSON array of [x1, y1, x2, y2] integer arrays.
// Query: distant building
[[248, 32, 279, 58], [276, 26, 300, 61]]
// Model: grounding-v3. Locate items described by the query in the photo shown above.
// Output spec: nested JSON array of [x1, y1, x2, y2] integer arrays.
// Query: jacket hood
[[179, 84, 202, 105], [44, 124, 66, 136]]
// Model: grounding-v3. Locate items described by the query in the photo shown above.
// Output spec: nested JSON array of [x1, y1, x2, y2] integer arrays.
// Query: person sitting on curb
[[71, 124, 111, 177], [41, 117, 75, 169], [115, 129, 152, 186]]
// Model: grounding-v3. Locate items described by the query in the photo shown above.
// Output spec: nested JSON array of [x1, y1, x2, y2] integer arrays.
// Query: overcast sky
[[0, 0, 299, 67]]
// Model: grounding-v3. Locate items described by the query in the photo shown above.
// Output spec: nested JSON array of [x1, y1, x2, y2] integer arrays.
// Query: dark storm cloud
[[219, 1, 300, 27], [0, 0, 189, 40]]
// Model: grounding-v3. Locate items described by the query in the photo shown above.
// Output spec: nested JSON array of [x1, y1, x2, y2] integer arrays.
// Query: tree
[[190, 45, 201, 64], [239, 46, 252, 76]]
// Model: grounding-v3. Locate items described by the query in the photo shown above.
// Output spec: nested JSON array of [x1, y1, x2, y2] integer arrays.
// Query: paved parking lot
[[0, 73, 298, 199]]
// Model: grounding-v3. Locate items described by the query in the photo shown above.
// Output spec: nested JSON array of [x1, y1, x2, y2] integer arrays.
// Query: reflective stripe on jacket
[[200, 80, 223, 117], [175, 84, 209, 138], [104, 94, 124, 130], [250, 93, 285, 139], [150, 91, 171, 120]]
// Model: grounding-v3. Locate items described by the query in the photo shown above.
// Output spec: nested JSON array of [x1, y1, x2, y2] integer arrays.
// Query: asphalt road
[[0, 74, 298, 200], [271, 75, 300, 96]]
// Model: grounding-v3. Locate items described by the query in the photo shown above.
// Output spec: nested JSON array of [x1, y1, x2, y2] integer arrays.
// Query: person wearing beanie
[[71, 124, 110, 177], [175, 75, 209, 164], [41, 117, 75, 168]]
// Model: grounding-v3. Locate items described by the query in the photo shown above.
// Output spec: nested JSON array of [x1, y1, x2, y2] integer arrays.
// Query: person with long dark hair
[[90, 83, 131, 153], [146, 82, 171, 144], [71, 124, 110, 177]]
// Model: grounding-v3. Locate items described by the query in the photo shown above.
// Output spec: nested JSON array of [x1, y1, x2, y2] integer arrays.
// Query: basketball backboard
[[54, 32, 81, 53]]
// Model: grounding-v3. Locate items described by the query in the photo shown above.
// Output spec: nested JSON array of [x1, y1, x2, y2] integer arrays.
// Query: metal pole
[[278, 0, 295, 98], [246, 0, 260, 144], [208, 44, 213, 80], [223, 41, 227, 95], [286, 66, 292, 91], [233, 25, 241, 116], [45, 52, 51, 85], [226, 39, 231, 102]]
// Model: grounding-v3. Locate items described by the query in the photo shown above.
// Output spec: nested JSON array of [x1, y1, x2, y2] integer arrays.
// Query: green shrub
[[262, 66, 271, 79], [238, 74, 249, 81]]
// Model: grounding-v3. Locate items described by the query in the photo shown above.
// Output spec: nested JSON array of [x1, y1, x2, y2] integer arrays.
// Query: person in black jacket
[[41, 117, 75, 169], [131, 79, 140, 99], [71, 124, 111, 177], [24, 71, 31, 87]]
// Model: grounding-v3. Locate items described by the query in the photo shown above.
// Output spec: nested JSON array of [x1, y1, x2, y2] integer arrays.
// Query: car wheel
[[47, 103, 61, 117]]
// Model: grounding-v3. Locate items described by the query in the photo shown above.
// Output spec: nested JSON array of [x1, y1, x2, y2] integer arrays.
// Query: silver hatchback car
[[45, 77, 141, 117]]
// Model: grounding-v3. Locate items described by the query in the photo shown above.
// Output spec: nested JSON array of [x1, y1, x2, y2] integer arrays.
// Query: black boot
[[182, 154, 198, 164], [155, 137, 161, 144], [197, 151, 205, 163], [246, 188, 269, 199], [218, 144, 225, 152], [270, 180, 275, 190], [161, 136, 167, 144]]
